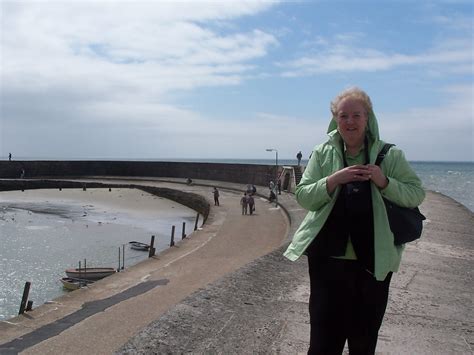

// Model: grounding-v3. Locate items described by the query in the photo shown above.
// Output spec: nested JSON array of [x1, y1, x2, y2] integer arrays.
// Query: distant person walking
[[212, 187, 220, 206], [277, 179, 282, 195], [268, 181, 277, 203], [246, 184, 257, 196], [240, 193, 248, 215], [248, 195, 255, 215], [20, 168, 25, 179], [8, 153, 11, 161], [296, 151, 303, 166]]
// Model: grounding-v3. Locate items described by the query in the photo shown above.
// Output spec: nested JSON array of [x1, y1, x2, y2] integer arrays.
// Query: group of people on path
[[240, 192, 255, 215], [212, 185, 257, 215]]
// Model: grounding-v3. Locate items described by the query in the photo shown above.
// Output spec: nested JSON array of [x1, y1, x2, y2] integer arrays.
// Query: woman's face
[[334, 98, 368, 148]]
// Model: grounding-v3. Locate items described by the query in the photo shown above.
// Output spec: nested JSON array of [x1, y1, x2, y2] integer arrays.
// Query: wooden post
[[170, 225, 175, 246], [122, 244, 125, 270], [182, 222, 186, 239], [19, 282, 31, 315], [118, 247, 121, 272], [194, 213, 199, 231], [148, 235, 155, 257]]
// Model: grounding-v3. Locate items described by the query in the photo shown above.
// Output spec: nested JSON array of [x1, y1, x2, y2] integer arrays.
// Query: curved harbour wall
[[0, 179, 210, 222], [0, 161, 276, 187]]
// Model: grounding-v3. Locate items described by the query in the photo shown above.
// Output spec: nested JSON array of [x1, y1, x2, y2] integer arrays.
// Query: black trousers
[[307, 256, 392, 355]]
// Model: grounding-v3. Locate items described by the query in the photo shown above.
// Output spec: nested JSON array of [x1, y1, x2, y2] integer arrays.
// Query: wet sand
[[0, 188, 194, 219]]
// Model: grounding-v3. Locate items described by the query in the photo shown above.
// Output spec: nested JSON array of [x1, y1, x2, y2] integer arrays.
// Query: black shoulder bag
[[375, 144, 426, 245]]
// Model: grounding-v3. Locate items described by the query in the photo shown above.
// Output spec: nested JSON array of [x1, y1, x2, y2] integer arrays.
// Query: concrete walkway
[[116, 188, 474, 355], [0, 178, 473, 354]]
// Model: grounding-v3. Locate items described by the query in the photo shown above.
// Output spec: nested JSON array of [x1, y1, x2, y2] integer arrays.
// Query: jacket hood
[[327, 109, 380, 143]]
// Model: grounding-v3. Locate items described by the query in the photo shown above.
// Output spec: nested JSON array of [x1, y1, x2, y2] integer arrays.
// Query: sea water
[[410, 162, 473, 212], [0, 189, 198, 321]]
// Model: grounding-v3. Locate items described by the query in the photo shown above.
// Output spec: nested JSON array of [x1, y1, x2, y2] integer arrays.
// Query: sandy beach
[[0, 187, 196, 218]]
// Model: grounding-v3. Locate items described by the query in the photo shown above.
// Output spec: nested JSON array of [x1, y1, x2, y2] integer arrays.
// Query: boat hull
[[129, 241, 150, 251], [60, 277, 94, 291], [65, 267, 116, 281]]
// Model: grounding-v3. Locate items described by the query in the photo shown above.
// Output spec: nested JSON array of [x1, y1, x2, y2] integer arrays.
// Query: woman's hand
[[366, 164, 389, 189], [326, 164, 389, 194], [326, 165, 372, 194]]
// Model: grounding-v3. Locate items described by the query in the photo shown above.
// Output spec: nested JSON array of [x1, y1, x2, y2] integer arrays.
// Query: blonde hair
[[330, 87, 373, 116]]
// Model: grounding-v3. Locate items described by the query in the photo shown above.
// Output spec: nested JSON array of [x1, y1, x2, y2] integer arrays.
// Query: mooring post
[[18, 281, 31, 315], [194, 213, 199, 231], [148, 235, 155, 257], [170, 225, 175, 246], [122, 244, 125, 270], [118, 247, 121, 272], [182, 222, 186, 239]]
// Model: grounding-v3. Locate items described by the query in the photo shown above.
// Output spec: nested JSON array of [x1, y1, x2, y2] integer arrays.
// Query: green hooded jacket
[[283, 110, 425, 281]]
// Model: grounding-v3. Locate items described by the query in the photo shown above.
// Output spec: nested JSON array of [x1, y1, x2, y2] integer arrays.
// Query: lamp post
[[266, 148, 278, 205]]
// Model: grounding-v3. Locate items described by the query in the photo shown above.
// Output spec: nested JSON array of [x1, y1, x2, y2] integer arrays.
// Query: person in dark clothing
[[277, 179, 281, 195], [247, 195, 255, 215], [296, 151, 303, 166], [212, 187, 220, 206]]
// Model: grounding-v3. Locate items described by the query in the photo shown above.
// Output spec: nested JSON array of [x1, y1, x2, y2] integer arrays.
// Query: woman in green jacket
[[284, 87, 425, 354]]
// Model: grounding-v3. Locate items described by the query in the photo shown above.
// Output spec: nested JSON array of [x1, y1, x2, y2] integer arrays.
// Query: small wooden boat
[[60, 277, 94, 291], [65, 267, 116, 281], [129, 241, 150, 251]]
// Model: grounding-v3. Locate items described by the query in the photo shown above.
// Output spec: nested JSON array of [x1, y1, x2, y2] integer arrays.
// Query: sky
[[1, 0, 472, 162]]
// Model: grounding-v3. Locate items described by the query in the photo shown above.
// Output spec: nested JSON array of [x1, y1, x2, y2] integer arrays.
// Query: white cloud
[[279, 37, 472, 77], [378, 84, 473, 161], [1, 1, 282, 158], [1, 2, 278, 121]]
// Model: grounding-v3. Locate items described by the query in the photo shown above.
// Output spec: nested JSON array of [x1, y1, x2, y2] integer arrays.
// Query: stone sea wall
[[0, 161, 276, 186]]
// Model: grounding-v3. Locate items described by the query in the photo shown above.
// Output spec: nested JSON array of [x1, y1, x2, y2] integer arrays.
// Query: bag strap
[[375, 143, 395, 166]]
